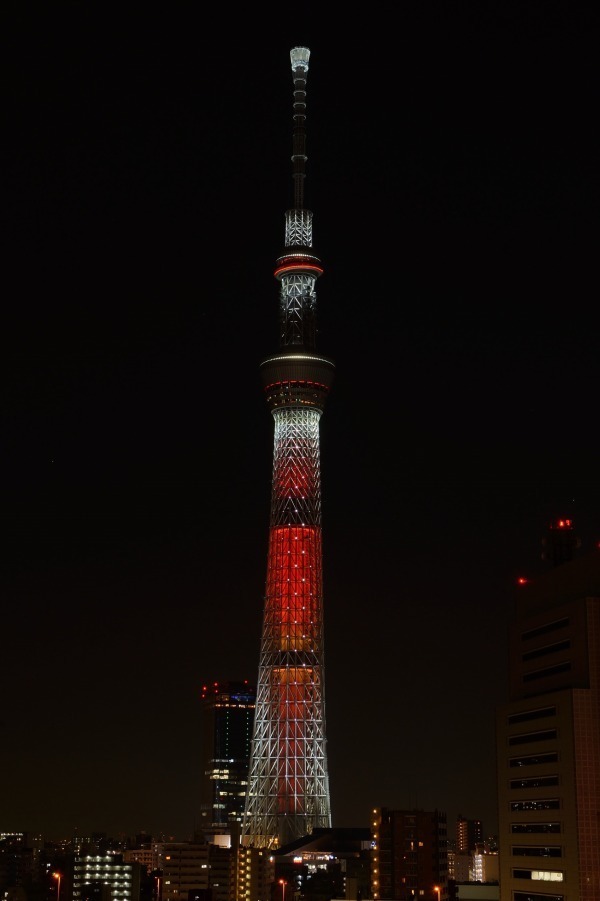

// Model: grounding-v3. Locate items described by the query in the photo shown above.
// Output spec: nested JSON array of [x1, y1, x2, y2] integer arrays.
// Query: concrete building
[[72, 854, 142, 901], [495, 520, 600, 900], [160, 843, 209, 901], [471, 852, 499, 884], [208, 843, 237, 901], [236, 846, 274, 901], [453, 886, 499, 901], [455, 819, 483, 854], [371, 807, 448, 901], [121, 848, 157, 875]]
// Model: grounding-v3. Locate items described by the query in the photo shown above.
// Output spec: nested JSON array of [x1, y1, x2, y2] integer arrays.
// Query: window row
[[510, 799, 560, 811], [511, 823, 560, 834]]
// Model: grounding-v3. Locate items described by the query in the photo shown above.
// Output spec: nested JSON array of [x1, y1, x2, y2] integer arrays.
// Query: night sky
[[4, 6, 599, 843]]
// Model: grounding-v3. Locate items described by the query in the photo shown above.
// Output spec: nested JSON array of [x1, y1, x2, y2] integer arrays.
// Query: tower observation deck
[[241, 46, 333, 850]]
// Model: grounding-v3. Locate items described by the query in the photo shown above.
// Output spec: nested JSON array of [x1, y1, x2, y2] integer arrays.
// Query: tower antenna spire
[[290, 46, 310, 211]]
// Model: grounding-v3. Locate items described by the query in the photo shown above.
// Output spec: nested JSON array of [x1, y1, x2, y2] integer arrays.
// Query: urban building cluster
[[5, 42, 598, 901], [3, 524, 599, 901], [0, 817, 496, 901]]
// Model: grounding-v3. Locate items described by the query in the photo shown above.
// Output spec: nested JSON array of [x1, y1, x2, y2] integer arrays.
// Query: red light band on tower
[[274, 262, 324, 278]]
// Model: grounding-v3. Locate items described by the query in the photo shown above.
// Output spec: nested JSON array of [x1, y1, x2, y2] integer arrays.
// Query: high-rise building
[[160, 843, 209, 901], [0, 833, 38, 897], [206, 843, 237, 901], [495, 518, 600, 901], [199, 681, 256, 833], [456, 817, 484, 853], [236, 847, 274, 901], [371, 807, 448, 901], [241, 46, 333, 850]]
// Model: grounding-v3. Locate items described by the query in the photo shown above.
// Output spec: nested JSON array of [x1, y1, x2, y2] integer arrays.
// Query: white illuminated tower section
[[241, 46, 333, 849]]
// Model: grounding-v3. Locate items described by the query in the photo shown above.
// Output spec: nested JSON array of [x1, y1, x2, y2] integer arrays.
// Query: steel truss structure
[[241, 46, 333, 849]]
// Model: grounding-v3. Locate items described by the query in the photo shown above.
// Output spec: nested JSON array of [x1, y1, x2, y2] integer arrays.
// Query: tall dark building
[[241, 46, 333, 850], [200, 680, 256, 832], [495, 518, 600, 901], [455, 816, 483, 853], [371, 807, 448, 901]]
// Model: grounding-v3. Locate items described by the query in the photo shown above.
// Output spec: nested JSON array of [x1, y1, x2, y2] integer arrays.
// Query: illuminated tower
[[241, 46, 333, 849]]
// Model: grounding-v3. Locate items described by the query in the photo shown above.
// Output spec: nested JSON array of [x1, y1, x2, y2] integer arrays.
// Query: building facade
[[160, 843, 209, 901], [72, 855, 142, 901], [237, 847, 274, 901], [455, 818, 483, 854], [200, 681, 256, 833], [371, 807, 448, 901], [495, 520, 600, 901], [241, 46, 333, 850]]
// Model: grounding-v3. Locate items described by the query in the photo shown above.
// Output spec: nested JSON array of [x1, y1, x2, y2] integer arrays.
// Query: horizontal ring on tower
[[274, 251, 323, 281], [260, 352, 335, 411], [267, 650, 321, 668]]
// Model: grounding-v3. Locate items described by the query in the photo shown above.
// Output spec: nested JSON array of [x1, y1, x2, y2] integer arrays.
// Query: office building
[[495, 519, 600, 900], [371, 807, 448, 900], [160, 843, 209, 901], [200, 681, 256, 832], [455, 818, 483, 854], [72, 854, 142, 901]]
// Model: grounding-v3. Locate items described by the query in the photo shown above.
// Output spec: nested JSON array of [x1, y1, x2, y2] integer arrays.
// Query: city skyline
[[4, 7, 598, 842]]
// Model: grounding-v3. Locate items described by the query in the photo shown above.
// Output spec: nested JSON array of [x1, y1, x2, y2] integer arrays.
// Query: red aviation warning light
[[542, 517, 581, 566]]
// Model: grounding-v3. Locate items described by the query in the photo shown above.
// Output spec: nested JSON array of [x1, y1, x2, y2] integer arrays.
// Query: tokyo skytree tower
[[241, 46, 334, 849]]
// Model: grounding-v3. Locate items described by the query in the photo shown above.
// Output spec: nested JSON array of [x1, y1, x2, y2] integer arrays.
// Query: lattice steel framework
[[241, 46, 334, 849]]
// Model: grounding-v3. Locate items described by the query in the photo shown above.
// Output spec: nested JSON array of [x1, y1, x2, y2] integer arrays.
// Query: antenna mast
[[290, 46, 310, 211]]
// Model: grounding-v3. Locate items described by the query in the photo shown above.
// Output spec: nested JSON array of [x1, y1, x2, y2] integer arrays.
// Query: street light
[[53, 872, 62, 901], [279, 878, 287, 901], [433, 886, 441, 901]]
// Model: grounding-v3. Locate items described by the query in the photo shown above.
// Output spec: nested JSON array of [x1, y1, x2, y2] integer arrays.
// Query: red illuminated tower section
[[241, 46, 333, 849]]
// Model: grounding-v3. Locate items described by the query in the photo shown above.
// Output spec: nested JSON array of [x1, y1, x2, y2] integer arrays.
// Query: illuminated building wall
[[199, 681, 256, 832], [72, 855, 142, 901], [495, 520, 600, 901], [236, 847, 274, 901], [473, 852, 499, 883], [241, 46, 333, 850]]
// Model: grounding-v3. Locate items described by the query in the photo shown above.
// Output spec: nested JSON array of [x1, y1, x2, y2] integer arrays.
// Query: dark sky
[[4, 5, 599, 843]]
